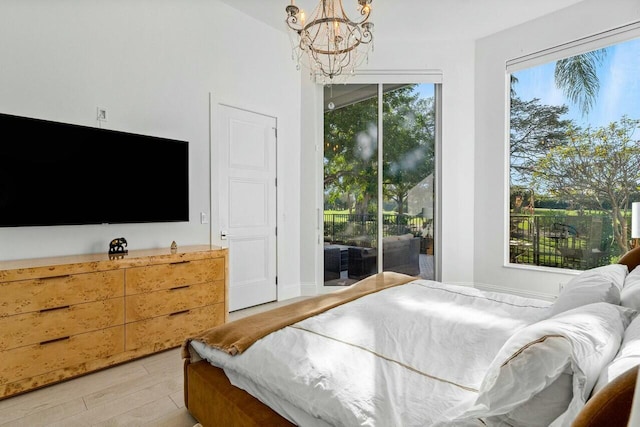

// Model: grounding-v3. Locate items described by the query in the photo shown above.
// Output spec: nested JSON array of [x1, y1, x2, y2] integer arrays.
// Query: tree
[[554, 49, 607, 115], [509, 48, 607, 211], [510, 96, 572, 186], [324, 85, 434, 216], [324, 94, 378, 215], [382, 89, 435, 215], [534, 117, 640, 253]]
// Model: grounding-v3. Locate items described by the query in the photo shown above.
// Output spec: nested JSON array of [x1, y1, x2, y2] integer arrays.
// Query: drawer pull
[[40, 336, 70, 346], [40, 305, 70, 313], [40, 274, 71, 281], [169, 285, 190, 291], [169, 309, 190, 316], [169, 261, 191, 266]]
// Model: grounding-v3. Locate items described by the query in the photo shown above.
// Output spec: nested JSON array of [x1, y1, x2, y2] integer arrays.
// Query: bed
[[182, 248, 640, 426]]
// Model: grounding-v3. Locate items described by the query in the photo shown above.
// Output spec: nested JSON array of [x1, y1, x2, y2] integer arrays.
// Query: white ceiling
[[219, 0, 585, 41]]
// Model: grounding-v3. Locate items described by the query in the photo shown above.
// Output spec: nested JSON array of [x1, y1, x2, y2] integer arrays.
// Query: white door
[[218, 105, 277, 311]]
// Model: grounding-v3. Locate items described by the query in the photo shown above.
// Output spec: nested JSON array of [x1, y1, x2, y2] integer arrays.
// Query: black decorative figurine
[[109, 237, 128, 255]]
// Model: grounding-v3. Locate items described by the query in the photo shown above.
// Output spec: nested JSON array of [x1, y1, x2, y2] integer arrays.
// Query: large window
[[508, 35, 640, 270], [323, 84, 436, 285]]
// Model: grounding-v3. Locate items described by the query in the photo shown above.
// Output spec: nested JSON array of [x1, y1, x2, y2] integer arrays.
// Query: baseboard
[[300, 282, 318, 296], [277, 283, 302, 301], [285, 282, 348, 298]]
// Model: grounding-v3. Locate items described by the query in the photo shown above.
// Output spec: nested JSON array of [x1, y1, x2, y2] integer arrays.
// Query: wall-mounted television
[[0, 113, 189, 227]]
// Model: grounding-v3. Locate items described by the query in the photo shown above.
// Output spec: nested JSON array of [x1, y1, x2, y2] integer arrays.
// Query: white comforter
[[191, 280, 551, 426]]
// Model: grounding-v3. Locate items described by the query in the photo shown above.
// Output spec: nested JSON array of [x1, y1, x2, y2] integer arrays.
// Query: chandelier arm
[[338, 0, 368, 25], [357, 5, 371, 22], [285, 4, 301, 31], [336, 0, 371, 23], [348, 0, 372, 26], [286, 18, 302, 32], [360, 23, 373, 43]]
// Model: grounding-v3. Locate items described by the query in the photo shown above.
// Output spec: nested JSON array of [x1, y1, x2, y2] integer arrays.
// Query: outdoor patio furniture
[[555, 217, 607, 269], [347, 247, 377, 280], [324, 244, 351, 271], [509, 239, 533, 263], [382, 234, 421, 275], [324, 247, 341, 280], [348, 234, 421, 279]]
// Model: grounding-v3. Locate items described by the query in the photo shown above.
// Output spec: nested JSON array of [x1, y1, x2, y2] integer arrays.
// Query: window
[[508, 33, 640, 270], [323, 83, 437, 285]]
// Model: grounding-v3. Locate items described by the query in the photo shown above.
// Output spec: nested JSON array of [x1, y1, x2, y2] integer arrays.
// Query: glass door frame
[[317, 73, 443, 292]]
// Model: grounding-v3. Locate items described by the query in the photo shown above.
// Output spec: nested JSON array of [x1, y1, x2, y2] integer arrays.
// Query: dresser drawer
[[125, 280, 224, 322], [126, 258, 224, 295], [125, 303, 224, 351], [0, 299, 124, 351], [0, 326, 125, 386], [0, 270, 124, 317]]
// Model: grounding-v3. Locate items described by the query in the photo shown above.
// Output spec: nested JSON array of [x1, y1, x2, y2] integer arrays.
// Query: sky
[[512, 37, 640, 128], [413, 84, 435, 101]]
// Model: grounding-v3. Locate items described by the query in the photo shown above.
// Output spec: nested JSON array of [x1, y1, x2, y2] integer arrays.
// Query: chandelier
[[285, 0, 374, 84]]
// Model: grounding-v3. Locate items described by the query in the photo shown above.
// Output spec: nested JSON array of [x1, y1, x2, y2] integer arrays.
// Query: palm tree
[[554, 49, 607, 115], [510, 75, 518, 99]]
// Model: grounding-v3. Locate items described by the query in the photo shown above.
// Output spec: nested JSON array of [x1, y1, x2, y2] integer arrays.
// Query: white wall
[[299, 39, 477, 290], [474, 0, 640, 297], [0, 1, 301, 295]]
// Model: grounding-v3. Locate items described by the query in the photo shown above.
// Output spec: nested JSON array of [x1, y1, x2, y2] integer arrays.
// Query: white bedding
[[191, 280, 552, 426]]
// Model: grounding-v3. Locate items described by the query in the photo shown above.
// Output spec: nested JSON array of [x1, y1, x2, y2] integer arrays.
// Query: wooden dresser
[[0, 245, 228, 399]]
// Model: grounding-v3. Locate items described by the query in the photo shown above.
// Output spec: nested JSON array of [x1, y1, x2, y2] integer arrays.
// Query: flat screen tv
[[0, 113, 189, 227]]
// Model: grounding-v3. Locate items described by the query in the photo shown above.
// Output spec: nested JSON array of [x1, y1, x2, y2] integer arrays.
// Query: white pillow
[[550, 264, 628, 315], [569, 263, 628, 290], [624, 264, 640, 287], [483, 373, 573, 427], [454, 302, 635, 427], [621, 265, 640, 310], [593, 312, 640, 394]]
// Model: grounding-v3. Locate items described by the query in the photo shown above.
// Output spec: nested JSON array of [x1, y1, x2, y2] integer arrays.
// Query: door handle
[[220, 230, 228, 240]]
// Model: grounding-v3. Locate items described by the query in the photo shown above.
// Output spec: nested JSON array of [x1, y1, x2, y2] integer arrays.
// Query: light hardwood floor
[[0, 297, 309, 427]]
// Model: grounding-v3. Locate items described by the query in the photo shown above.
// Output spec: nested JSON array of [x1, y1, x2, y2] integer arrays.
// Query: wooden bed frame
[[184, 248, 640, 427], [184, 358, 293, 426]]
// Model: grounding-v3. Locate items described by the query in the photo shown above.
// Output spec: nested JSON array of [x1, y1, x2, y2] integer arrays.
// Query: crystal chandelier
[[285, 0, 374, 84]]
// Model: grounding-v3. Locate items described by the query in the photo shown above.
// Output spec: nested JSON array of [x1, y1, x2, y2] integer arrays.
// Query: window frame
[[504, 21, 640, 271]]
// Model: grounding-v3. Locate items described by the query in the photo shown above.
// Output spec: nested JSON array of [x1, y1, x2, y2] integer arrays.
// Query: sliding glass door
[[323, 84, 379, 286], [323, 83, 437, 286], [381, 84, 435, 279]]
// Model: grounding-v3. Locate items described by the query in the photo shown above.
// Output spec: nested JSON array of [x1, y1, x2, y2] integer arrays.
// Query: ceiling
[[218, 0, 585, 41], [323, 83, 407, 111]]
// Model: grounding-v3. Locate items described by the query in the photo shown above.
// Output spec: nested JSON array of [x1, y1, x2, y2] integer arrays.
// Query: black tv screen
[[0, 113, 189, 227]]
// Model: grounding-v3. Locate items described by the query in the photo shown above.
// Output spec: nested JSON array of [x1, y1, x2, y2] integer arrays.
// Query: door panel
[[229, 179, 267, 227], [322, 84, 379, 287], [229, 237, 272, 309], [219, 105, 277, 311], [381, 84, 436, 280]]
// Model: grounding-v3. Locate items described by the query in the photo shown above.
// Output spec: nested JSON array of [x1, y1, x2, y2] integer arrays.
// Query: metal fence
[[509, 214, 613, 270], [324, 213, 430, 248], [325, 212, 620, 271]]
